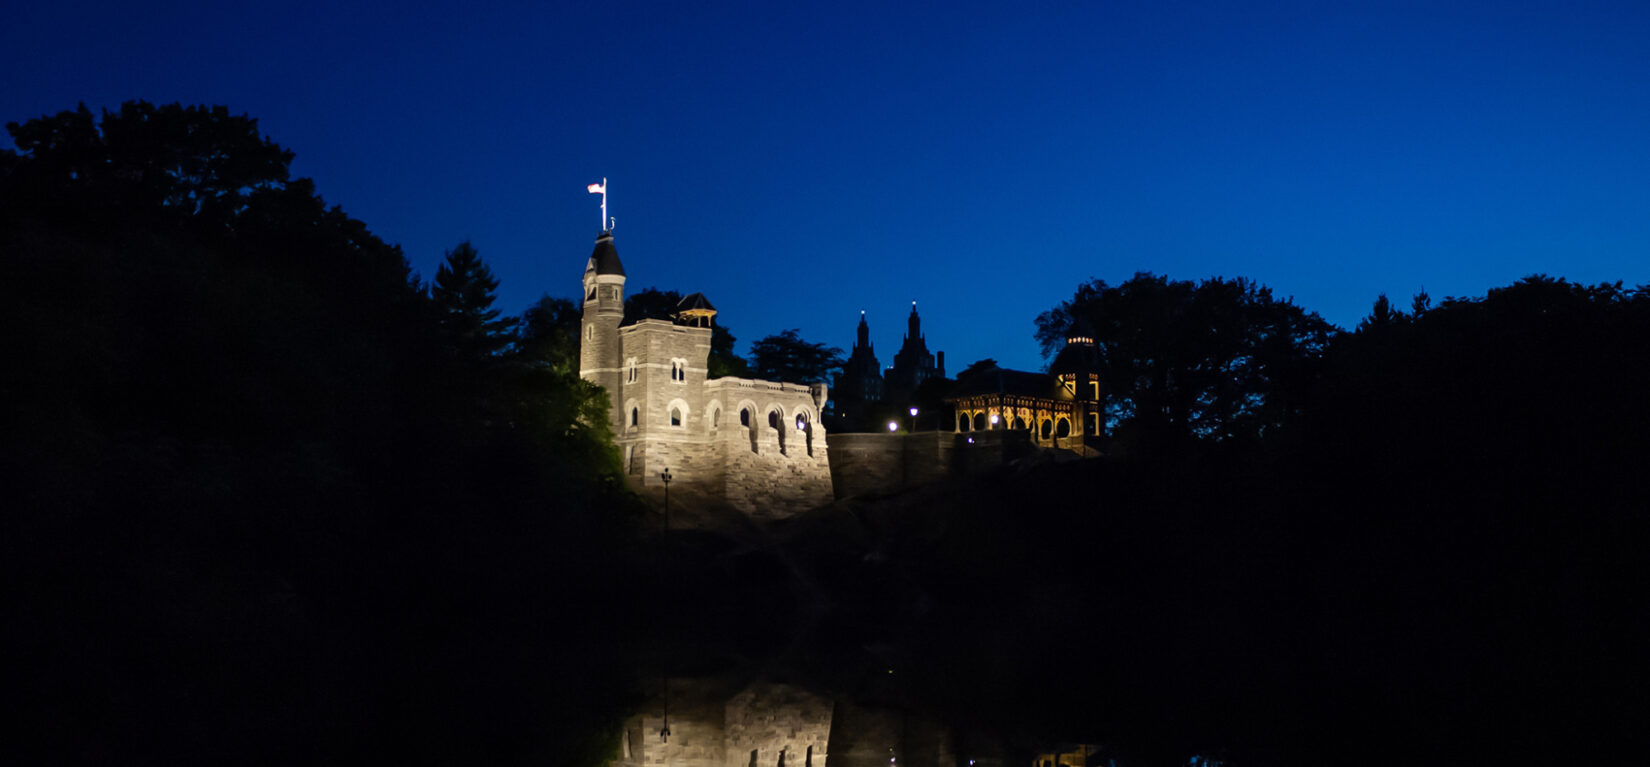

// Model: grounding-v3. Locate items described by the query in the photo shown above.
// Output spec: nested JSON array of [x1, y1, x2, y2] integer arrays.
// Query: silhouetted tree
[[431, 240, 512, 362], [622, 286, 682, 324], [515, 294, 581, 372], [3, 102, 293, 228], [2, 101, 639, 767], [748, 329, 843, 384], [1036, 273, 1334, 444]]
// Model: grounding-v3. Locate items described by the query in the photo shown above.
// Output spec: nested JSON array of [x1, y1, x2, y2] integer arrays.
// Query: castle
[[578, 230, 834, 519]]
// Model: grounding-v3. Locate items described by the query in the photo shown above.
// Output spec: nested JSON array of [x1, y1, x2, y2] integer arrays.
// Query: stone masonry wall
[[724, 683, 834, 767], [613, 680, 833, 767], [824, 432, 954, 499], [704, 378, 833, 519], [825, 430, 1036, 500], [619, 685, 727, 767]]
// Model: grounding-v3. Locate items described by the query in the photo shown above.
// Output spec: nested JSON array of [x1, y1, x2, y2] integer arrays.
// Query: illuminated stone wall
[[724, 683, 834, 767], [597, 321, 834, 520], [704, 378, 832, 520], [613, 681, 834, 767]]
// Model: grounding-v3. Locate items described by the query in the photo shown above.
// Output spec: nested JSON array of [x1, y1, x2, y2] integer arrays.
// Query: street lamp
[[989, 413, 1000, 429], [908, 406, 919, 432], [887, 420, 899, 433], [657, 465, 673, 744]]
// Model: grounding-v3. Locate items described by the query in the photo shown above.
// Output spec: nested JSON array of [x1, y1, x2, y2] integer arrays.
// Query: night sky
[[6, 1, 1649, 371]]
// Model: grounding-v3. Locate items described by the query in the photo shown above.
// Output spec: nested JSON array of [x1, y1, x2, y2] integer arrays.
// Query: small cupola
[[1049, 318, 1101, 379], [675, 292, 717, 327]]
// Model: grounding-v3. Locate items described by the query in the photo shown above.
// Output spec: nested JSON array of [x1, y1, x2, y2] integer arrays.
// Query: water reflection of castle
[[610, 678, 1004, 767]]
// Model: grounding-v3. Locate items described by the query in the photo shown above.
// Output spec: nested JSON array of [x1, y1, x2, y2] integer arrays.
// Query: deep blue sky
[[6, 1, 1650, 371]]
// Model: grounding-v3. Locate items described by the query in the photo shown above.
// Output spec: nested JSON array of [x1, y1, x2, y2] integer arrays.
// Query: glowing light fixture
[[887, 421, 898, 432]]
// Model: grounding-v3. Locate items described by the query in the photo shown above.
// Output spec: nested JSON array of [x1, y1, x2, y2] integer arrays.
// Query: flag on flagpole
[[587, 182, 605, 194]]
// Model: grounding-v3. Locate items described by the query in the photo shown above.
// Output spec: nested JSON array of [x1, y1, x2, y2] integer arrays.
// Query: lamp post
[[908, 406, 919, 432], [660, 467, 672, 534], [887, 420, 899, 433], [989, 413, 1000, 430], [658, 466, 672, 744]]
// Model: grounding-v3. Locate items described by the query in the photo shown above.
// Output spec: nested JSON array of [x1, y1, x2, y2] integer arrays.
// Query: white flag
[[587, 182, 605, 194]]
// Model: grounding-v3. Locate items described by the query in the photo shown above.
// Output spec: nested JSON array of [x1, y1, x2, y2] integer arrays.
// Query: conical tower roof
[[584, 230, 625, 277]]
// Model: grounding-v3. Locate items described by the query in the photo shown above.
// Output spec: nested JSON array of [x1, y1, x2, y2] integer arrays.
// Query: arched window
[[1056, 417, 1071, 438], [587, 286, 596, 301], [741, 408, 751, 427], [1040, 419, 1053, 439], [973, 412, 986, 431], [670, 407, 682, 426], [768, 411, 780, 429], [586, 325, 594, 341], [710, 408, 721, 428], [958, 414, 970, 432], [630, 407, 638, 427], [671, 359, 686, 382], [1013, 416, 1027, 430], [626, 359, 638, 383]]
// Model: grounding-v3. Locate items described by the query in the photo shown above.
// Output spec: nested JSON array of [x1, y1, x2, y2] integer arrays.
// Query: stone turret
[[580, 230, 627, 431]]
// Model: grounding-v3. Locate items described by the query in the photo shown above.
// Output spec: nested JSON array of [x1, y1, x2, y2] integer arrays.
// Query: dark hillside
[[2, 102, 643, 766]]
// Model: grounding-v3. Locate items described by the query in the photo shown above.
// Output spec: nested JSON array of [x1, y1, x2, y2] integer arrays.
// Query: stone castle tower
[[577, 229, 834, 519], [581, 230, 628, 433]]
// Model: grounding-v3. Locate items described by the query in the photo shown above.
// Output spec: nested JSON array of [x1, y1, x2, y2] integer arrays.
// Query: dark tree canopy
[[514, 294, 581, 372], [1036, 273, 1334, 444], [622, 286, 683, 325], [431, 240, 512, 362], [748, 329, 844, 384], [2, 102, 636, 766], [3, 102, 293, 227]]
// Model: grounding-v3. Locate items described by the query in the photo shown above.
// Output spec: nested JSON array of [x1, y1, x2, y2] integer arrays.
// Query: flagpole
[[601, 177, 608, 231]]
